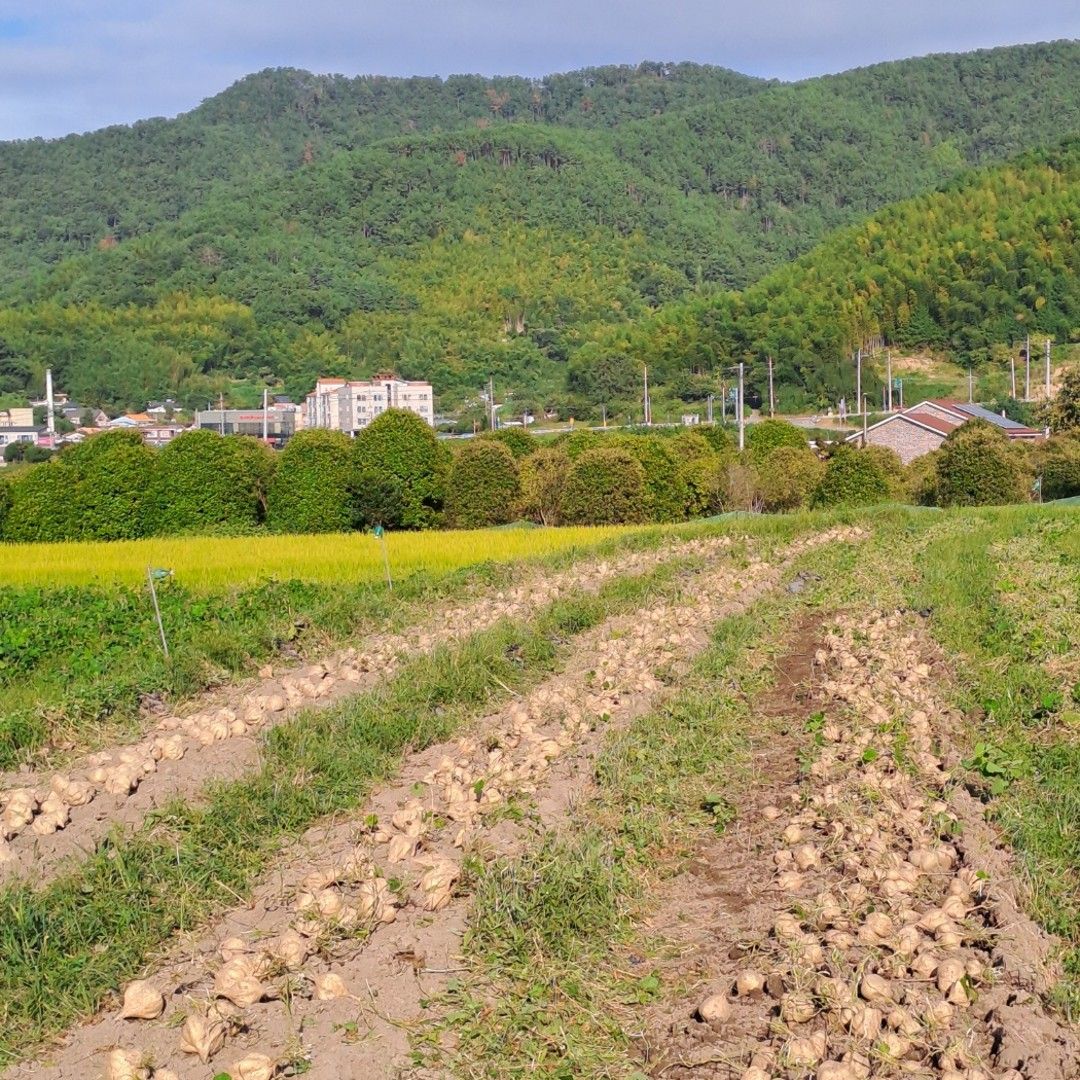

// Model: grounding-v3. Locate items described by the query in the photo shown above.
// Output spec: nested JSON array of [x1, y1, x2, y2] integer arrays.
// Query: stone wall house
[[847, 399, 1045, 463], [847, 410, 956, 463]]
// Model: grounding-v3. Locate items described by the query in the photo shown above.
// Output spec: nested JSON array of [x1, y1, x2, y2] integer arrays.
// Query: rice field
[[0, 525, 649, 589]]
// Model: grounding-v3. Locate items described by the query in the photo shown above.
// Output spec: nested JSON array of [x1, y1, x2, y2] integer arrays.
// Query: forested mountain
[[0, 63, 766, 290], [589, 139, 1080, 411], [0, 41, 1079, 412]]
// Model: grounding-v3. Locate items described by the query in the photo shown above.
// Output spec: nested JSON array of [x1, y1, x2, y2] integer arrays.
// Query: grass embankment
[[911, 506, 1080, 1013], [0, 524, 642, 590], [0, 545, 742, 1064], [417, 521, 904, 1076]]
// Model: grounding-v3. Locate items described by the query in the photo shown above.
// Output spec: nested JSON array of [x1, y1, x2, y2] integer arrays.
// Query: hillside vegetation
[[1, 42, 1079, 411], [606, 139, 1080, 410]]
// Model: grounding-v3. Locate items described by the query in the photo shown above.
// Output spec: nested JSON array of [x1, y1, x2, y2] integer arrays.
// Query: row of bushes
[[1, 412, 1076, 543]]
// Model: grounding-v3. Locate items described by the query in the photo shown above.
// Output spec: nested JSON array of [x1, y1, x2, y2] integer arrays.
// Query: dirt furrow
[[640, 609, 1078, 1080], [0, 535, 739, 884], [6, 528, 863, 1080]]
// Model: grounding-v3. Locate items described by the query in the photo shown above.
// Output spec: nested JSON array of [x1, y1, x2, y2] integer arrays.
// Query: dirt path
[[5, 529, 863, 1080], [636, 609, 1079, 1080], [0, 534, 741, 886]]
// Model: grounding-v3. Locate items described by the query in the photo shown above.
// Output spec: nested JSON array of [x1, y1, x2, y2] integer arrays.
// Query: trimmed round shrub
[[903, 450, 942, 506], [477, 427, 535, 459], [746, 419, 808, 459], [607, 433, 690, 522], [935, 420, 1029, 507], [2, 460, 79, 541], [671, 431, 724, 517], [861, 445, 906, 500], [699, 423, 737, 455], [147, 430, 275, 535], [560, 448, 647, 525], [0, 474, 11, 537], [813, 446, 891, 508], [353, 409, 448, 529], [1030, 434, 1080, 500], [517, 447, 570, 525], [66, 429, 156, 540], [267, 429, 355, 533], [445, 440, 520, 529], [755, 446, 825, 512], [557, 429, 601, 460]]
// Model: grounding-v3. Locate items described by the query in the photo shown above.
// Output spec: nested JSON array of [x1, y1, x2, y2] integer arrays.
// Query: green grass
[[0, 549, 726, 1064], [908, 506, 1080, 1013]]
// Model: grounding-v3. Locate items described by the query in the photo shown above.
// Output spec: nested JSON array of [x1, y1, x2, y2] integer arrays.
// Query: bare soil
[[0, 535, 738, 887], [5, 530, 858, 1080], [635, 611, 1078, 1080]]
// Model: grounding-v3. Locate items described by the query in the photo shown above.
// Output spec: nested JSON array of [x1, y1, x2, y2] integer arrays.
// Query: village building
[[847, 399, 1044, 463], [306, 374, 434, 436]]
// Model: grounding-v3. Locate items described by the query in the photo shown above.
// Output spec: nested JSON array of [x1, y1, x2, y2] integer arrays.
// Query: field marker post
[[374, 525, 393, 591], [147, 567, 171, 659]]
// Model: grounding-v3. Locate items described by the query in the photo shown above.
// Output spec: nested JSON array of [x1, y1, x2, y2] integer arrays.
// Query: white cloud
[[1, 0, 1078, 139]]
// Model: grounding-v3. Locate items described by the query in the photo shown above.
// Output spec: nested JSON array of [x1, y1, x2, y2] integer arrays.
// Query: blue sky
[[2, 1, 1079, 140]]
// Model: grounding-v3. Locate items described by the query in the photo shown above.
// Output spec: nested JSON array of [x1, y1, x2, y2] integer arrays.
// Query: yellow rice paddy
[[0, 526, 646, 590]]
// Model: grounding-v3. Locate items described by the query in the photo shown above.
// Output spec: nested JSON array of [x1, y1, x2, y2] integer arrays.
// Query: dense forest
[[0, 41, 1079, 412]]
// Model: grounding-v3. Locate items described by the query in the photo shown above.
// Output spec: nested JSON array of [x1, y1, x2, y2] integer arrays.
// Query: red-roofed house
[[846, 400, 1043, 463]]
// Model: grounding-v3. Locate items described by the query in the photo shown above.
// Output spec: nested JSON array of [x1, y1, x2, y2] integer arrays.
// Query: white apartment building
[[306, 374, 435, 435]]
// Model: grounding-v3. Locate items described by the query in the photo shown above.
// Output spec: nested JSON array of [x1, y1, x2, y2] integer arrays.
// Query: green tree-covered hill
[[597, 139, 1080, 410], [1, 41, 1079, 411]]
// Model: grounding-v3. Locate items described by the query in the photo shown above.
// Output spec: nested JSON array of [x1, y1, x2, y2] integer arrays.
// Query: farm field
[[0, 523, 648, 590], [0, 506, 1078, 1079]]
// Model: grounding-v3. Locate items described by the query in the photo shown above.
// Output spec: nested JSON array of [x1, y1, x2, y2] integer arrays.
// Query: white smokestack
[[45, 369, 56, 435]]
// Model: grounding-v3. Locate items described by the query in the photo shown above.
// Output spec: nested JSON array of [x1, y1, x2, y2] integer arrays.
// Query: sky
[[1, 1, 1079, 141]]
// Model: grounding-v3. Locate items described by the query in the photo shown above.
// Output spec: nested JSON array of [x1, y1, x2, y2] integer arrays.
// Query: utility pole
[[45, 368, 56, 436], [767, 355, 775, 417], [856, 348, 862, 417], [737, 362, 745, 452], [488, 375, 496, 430], [886, 350, 893, 411], [262, 388, 269, 442], [1024, 335, 1031, 401], [218, 392, 225, 435], [720, 382, 727, 424], [601, 403, 607, 429], [1045, 338, 1052, 399], [967, 367, 974, 404], [643, 365, 651, 426]]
